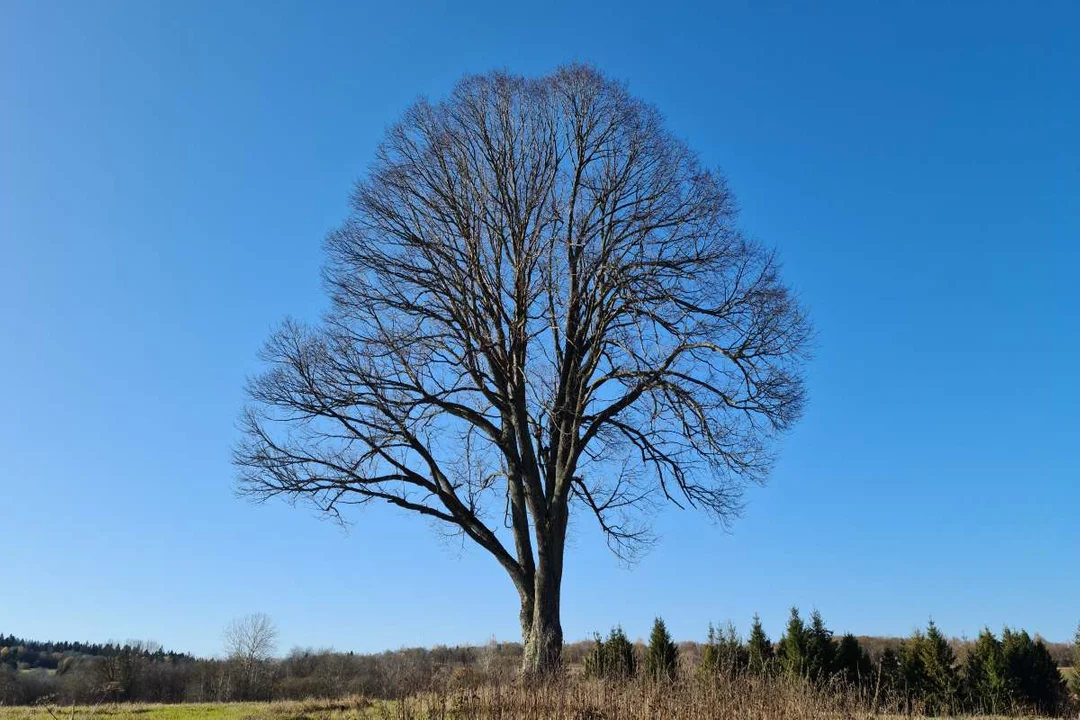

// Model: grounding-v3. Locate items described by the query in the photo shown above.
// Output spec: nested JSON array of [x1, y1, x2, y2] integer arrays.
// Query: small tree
[[899, 630, 929, 713], [963, 628, 1008, 714], [699, 622, 744, 681], [583, 634, 606, 679], [779, 607, 808, 679], [834, 633, 872, 688], [746, 614, 773, 676], [805, 610, 836, 683], [919, 620, 960, 716], [1000, 628, 1065, 715], [644, 617, 679, 681], [584, 626, 636, 680], [605, 626, 637, 680], [876, 646, 905, 709]]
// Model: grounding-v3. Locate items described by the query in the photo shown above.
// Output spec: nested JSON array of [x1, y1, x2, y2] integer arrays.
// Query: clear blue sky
[[2, 0, 1078, 658]]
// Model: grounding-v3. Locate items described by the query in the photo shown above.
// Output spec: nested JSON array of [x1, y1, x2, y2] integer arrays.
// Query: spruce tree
[[835, 633, 872, 687], [779, 607, 808, 679], [805, 610, 836, 683], [644, 617, 679, 681], [919, 620, 960, 716], [699, 623, 720, 681], [584, 626, 636, 680], [583, 633, 606, 679], [877, 646, 905, 708], [1000, 628, 1064, 715], [900, 630, 929, 712], [605, 626, 637, 679], [699, 622, 744, 681], [747, 614, 773, 676], [962, 628, 1008, 714]]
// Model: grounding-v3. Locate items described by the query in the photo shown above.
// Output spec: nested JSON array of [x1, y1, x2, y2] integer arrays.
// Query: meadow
[[0, 677, 1052, 720]]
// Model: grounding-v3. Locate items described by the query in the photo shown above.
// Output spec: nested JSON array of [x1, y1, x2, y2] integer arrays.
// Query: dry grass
[[375, 677, 927, 720], [0, 678, 1056, 719], [0, 696, 380, 720]]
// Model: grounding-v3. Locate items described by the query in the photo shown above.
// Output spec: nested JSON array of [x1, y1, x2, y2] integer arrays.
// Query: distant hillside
[[0, 633, 191, 672]]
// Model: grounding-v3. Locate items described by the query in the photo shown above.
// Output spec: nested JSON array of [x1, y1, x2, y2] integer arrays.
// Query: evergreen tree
[[899, 630, 929, 712], [805, 610, 836, 683], [919, 620, 960, 715], [644, 617, 679, 681], [746, 614, 773, 677], [583, 633, 606, 679], [700, 623, 743, 681], [606, 625, 637, 679], [699, 623, 720, 680], [779, 607, 808, 679], [962, 629, 1008, 714], [834, 633, 872, 687], [1000, 628, 1065, 715], [711, 622, 746, 680], [877, 646, 905, 708], [583, 626, 637, 680]]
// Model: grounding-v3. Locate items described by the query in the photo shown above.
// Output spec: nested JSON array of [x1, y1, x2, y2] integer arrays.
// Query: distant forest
[[2, 614, 1077, 716]]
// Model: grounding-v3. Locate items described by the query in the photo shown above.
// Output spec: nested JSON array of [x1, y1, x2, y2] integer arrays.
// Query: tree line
[[584, 610, 1078, 716], [3, 613, 1078, 716]]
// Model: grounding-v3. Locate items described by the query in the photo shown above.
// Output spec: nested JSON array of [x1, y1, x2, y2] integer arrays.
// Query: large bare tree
[[235, 65, 811, 674]]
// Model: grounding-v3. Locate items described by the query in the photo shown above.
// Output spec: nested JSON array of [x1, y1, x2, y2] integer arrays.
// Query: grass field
[[0, 697, 383, 720], [2, 674, 1075, 720]]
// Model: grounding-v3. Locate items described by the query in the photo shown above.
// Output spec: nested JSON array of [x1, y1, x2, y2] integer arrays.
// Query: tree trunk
[[520, 529, 565, 675], [520, 575, 562, 674]]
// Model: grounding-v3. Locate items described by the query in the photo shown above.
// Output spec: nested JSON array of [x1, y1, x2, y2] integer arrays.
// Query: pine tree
[[779, 607, 808, 679], [605, 625, 637, 679], [1000, 628, 1065, 715], [805, 610, 836, 683], [746, 614, 773, 677], [920, 620, 960, 715], [583, 633, 606, 679], [876, 646, 905, 709], [583, 626, 637, 680], [644, 617, 679, 681], [899, 630, 929, 713], [962, 628, 1008, 714], [834, 633, 872, 687], [699, 623, 720, 680], [699, 623, 743, 681]]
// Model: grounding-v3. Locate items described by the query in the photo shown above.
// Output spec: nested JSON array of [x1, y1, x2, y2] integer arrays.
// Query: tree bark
[[520, 559, 563, 675], [520, 506, 567, 675]]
